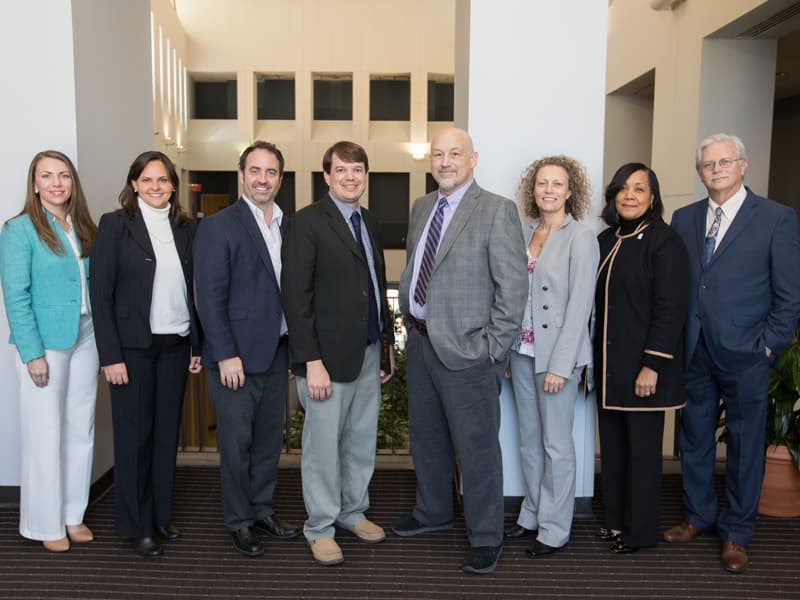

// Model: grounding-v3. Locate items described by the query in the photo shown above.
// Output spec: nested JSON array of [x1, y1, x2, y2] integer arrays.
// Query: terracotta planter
[[758, 444, 800, 517]]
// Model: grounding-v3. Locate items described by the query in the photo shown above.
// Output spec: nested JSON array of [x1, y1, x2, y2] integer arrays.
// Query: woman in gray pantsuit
[[504, 156, 599, 558]]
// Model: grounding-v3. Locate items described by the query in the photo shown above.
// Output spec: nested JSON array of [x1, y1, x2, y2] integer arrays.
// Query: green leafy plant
[[766, 329, 800, 471], [284, 346, 409, 452]]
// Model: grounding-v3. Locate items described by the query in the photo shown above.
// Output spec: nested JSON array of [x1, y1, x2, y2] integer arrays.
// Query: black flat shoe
[[526, 540, 563, 558], [595, 527, 621, 542], [253, 514, 301, 540], [609, 539, 639, 554], [504, 524, 535, 539], [156, 525, 181, 541], [231, 527, 264, 557], [130, 536, 162, 558]]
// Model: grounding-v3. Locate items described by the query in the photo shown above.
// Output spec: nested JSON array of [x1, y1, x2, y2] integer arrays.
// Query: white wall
[[0, 0, 153, 487], [0, 0, 79, 486], [455, 0, 608, 499]]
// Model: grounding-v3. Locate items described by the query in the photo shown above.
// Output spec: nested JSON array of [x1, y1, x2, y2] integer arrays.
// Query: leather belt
[[408, 316, 428, 337]]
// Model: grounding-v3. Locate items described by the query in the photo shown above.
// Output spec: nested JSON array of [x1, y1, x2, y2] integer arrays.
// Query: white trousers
[[17, 314, 98, 541]]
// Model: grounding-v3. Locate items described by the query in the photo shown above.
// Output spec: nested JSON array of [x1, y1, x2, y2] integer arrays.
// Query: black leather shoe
[[595, 527, 620, 542], [231, 527, 264, 557], [156, 525, 181, 541], [252, 515, 301, 540], [609, 539, 639, 554], [462, 545, 502, 574], [526, 540, 563, 558], [130, 536, 162, 558], [504, 524, 535, 539]]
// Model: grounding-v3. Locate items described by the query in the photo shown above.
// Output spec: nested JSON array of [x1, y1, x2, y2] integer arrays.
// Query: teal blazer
[[0, 213, 89, 363]]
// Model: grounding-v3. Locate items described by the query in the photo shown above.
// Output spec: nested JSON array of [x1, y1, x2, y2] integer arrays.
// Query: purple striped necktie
[[414, 197, 448, 306]]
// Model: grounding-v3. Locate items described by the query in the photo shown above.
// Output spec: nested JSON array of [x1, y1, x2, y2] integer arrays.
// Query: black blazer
[[90, 209, 200, 367], [281, 195, 393, 382], [594, 219, 688, 411], [193, 198, 287, 373]]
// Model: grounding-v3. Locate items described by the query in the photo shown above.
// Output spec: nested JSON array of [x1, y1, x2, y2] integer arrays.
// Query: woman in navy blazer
[[0, 150, 98, 552], [504, 156, 599, 558], [90, 151, 201, 558]]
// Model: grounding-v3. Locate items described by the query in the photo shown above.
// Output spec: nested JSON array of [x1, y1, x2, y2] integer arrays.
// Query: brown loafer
[[66, 524, 94, 543], [309, 537, 344, 566], [345, 518, 385, 543], [721, 541, 748, 573], [663, 521, 704, 543], [43, 537, 70, 552]]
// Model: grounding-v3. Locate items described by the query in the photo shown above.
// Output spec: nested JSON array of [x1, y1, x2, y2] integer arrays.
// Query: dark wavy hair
[[323, 141, 369, 174], [239, 140, 285, 175], [601, 162, 663, 227], [119, 151, 186, 224], [16, 150, 96, 257]]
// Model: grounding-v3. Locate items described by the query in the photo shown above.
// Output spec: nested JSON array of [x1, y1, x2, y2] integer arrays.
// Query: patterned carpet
[[0, 467, 798, 599]]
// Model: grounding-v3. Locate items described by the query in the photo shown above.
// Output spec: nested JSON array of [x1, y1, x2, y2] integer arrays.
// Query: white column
[[454, 0, 608, 502], [0, 0, 153, 489]]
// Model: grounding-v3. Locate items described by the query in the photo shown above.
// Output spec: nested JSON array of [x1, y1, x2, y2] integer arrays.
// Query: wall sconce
[[410, 143, 428, 160], [176, 144, 186, 153], [164, 135, 175, 146]]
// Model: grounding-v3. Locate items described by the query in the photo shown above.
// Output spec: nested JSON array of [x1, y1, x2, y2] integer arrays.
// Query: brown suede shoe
[[346, 518, 386, 543], [309, 537, 344, 566], [663, 521, 704, 543], [721, 541, 748, 573], [66, 524, 94, 543]]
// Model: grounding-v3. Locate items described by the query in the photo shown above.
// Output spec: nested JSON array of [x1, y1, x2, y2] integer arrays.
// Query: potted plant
[[759, 328, 800, 516]]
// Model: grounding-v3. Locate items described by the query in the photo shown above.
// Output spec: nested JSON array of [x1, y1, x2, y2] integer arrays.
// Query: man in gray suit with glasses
[[391, 127, 528, 574]]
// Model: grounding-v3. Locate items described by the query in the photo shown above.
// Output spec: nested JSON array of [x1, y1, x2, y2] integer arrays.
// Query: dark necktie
[[414, 197, 448, 306], [704, 207, 723, 266], [350, 212, 380, 344]]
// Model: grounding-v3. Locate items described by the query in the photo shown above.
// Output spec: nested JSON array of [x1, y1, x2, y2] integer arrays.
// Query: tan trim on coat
[[644, 349, 674, 360]]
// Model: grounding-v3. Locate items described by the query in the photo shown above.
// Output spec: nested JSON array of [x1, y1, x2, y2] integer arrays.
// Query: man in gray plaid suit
[[391, 127, 528, 574]]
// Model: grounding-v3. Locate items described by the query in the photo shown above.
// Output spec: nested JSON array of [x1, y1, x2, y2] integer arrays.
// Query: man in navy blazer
[[668, 133, 800, 573], [193, 141, 300, 557]]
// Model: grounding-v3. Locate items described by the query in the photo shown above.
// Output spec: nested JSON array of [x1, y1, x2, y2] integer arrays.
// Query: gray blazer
[[521, 215, 599, 378], [399, 181, 528, 370]]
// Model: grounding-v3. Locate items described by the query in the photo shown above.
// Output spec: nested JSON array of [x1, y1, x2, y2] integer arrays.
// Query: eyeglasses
[[700, 158, 742, 172]]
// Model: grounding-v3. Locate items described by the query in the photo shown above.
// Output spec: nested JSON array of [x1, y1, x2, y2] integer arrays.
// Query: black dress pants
[[598, 406, 665, 547], [110, 334, 190, 538]]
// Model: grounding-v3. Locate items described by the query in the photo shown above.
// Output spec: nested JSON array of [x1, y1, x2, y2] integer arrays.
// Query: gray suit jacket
[[399, 181, 528, 370], [522, 215, 599, 378]]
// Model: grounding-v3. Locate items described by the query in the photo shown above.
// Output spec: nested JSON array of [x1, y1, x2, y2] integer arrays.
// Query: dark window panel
[[312, 171, 328, 202], [314, 79, 353, 120], [275, 172, 296, 215], [427, 80, 454, 122], [368, 173, 409, 250], [257, 79, 295, 120], [370, 79, 410, 121], [425, 173, 438, 194], [193, 80, 237, 119]]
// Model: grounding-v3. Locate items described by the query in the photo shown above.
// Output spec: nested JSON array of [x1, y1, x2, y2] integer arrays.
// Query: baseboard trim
[[0, 467, 113, 508]]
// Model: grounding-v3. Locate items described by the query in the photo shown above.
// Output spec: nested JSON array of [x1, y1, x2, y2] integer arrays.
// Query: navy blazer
[[193, 198, 286, 373], [671, 188, 800, 371], [90, 209, 200, 366]]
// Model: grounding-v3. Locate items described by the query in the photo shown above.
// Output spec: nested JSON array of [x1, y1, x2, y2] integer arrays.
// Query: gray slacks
[[509, 351, 579, 547], [297, 342, 380, 541], [407, 328, 505, 547]]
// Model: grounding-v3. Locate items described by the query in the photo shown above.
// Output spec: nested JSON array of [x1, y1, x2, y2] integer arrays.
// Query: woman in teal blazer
[[0, 150, 98, 552]]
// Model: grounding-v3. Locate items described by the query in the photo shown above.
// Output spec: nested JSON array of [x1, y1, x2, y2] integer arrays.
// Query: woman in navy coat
[[90, 151, 201, 558]]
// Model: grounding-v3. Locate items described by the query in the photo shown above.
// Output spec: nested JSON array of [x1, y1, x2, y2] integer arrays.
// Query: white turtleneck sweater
[[138, 198, 190, 336]]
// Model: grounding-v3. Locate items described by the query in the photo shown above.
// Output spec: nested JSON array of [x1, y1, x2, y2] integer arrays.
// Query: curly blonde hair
[[517, 155, 591, 220]]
